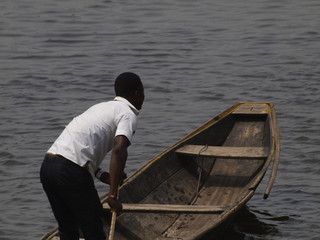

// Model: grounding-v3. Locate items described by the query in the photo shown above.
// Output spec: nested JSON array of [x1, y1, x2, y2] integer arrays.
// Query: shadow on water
[[207, 206, 284, 240]]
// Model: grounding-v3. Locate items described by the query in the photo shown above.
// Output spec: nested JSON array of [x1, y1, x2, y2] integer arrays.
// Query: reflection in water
[[213, 206, 289, 239]]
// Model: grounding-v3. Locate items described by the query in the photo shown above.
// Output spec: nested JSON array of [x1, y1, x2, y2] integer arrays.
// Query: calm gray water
[[1, 0, 319, 239]]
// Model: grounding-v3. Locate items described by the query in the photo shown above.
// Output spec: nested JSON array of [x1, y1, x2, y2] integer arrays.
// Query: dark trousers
[[40, 154, 106, 240]]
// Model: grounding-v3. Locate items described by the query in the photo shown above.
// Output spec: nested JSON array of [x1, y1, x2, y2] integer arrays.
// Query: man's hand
[[100, 172, 110, 184], [98, 171, 127, 186], [106, 195, 123, 215]]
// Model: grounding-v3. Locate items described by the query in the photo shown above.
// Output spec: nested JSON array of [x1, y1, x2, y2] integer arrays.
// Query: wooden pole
[[108, 211, 117, 240], [108, 187, 119, 240]]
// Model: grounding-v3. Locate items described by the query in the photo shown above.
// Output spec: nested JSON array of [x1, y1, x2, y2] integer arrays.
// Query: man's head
[[114, 72, 144, 110]]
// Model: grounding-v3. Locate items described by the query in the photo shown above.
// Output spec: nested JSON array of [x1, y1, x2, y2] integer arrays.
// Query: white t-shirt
[[47, 96, 139, 177]]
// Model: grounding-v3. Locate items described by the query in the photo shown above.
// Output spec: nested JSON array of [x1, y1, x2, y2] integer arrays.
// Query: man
[[40, 72, 144, 240]]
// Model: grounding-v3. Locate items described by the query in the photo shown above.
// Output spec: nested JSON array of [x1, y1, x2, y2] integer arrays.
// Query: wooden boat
[[41, 102, 280, 240]]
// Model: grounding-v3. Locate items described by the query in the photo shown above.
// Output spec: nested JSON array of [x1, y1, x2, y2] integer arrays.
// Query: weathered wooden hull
[[41, 102, 280, 240]]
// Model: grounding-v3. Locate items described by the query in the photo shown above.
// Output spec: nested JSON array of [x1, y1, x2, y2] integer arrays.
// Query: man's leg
[[41, 154, 106, 240], [62, 168, 106, 240], [40, 155, 79, 240], [43, 185, 79, 240]]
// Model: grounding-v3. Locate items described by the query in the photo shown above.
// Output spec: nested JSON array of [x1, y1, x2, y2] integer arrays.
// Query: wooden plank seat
[[176, 145, 268, 159], [103, 203, 227, 214]]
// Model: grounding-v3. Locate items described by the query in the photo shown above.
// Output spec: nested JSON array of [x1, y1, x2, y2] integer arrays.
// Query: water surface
[[1, 0, 319, 239]]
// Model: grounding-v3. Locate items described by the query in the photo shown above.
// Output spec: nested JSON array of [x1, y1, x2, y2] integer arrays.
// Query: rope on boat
[[191, 144, 209, 204]]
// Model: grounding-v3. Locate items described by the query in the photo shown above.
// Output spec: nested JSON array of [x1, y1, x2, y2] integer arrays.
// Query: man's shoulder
[[86, 100, 136, 120]]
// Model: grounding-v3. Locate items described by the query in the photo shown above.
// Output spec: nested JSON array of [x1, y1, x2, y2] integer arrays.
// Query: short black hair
[[114, 72, 143, 97]]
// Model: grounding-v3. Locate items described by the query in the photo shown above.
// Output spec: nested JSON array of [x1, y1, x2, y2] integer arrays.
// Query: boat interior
[[115, 112, 271, 239]]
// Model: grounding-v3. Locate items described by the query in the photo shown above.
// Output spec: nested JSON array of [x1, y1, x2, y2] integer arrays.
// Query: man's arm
[[107, 135, 130, 213]]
